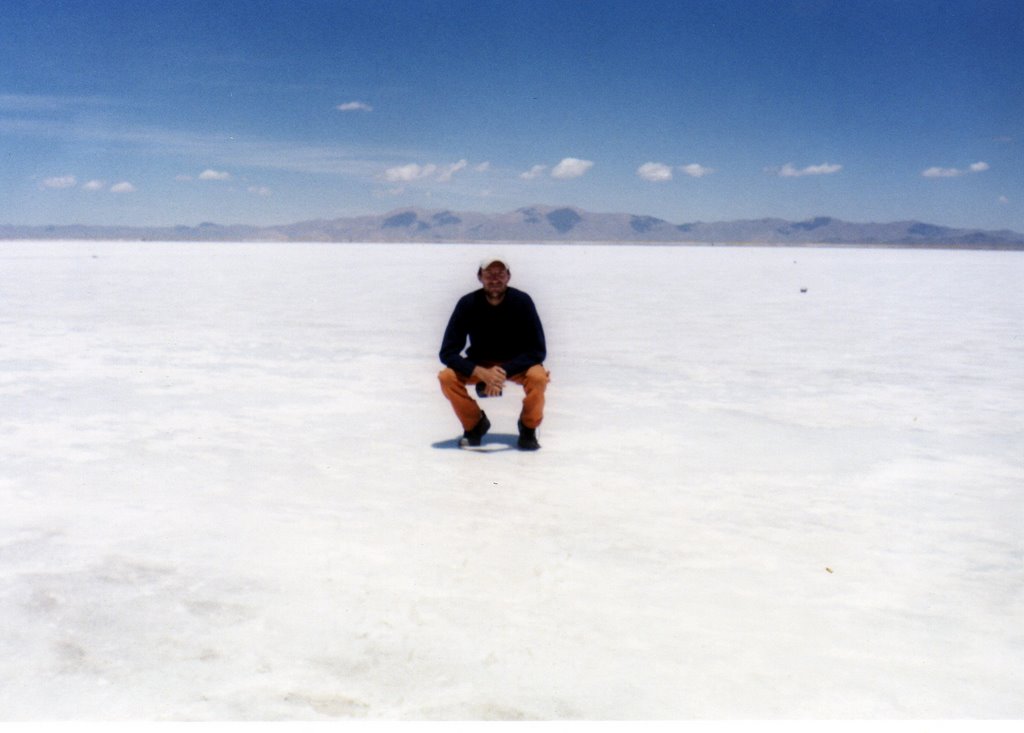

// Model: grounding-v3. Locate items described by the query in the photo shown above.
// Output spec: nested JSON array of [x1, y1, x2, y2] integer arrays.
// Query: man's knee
[[523, 364, 550, 389], [438, 367, 458, 386]]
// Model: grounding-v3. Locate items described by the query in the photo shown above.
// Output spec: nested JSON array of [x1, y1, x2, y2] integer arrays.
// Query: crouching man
[[438, 257, 549, 450]]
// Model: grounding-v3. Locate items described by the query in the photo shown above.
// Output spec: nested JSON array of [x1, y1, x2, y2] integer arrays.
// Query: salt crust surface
[[1, 241, 1021, 719]]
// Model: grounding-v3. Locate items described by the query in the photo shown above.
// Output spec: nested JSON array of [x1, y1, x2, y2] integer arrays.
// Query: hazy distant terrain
[[3, 205, 1023, 248]]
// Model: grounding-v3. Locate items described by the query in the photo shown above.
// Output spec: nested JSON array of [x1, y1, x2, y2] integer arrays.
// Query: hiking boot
[[517, 419, 540, 451], [459, 411, 491, 447]]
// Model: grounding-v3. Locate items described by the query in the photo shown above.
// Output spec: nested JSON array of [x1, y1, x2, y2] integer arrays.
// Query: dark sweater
[[439, 287, 546, 378]]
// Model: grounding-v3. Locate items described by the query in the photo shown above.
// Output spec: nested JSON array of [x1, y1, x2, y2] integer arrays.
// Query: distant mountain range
[[3, 205, 1023, 249]]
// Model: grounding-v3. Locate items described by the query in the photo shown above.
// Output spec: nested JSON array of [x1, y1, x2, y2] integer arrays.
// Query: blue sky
[[2, 0, 1021, 230]]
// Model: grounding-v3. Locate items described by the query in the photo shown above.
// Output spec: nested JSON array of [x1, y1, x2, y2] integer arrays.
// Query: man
[[438, 257, 549, 450]]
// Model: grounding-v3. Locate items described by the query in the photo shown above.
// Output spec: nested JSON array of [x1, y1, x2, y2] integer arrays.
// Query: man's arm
[[439, 296, 476, 377], [500, 294, 547, 377]]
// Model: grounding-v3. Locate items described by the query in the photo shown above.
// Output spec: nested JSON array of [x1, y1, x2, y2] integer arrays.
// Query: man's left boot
[[517, 419, 541, 451], [459, 411, 491, 447]]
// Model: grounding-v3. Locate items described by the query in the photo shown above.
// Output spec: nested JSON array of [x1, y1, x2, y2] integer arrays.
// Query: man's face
[[479, 263, 510, 300]]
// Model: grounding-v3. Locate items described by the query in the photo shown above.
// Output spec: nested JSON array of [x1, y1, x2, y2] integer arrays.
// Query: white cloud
[[520, 164, 547, 180], [383, 163, 437, 183], [110, 181, 136, 193], [380, 159, 476, 184], [803, 162, 842, 176], [998, 195, 1009, 205], [336, 101, 373, 112], [637, 162, 673, 182], [551, 157, 594, 179], [779, 162, 842, 178], [475, 161, 491, 173], [82, 179, 105, 191], [199, 169, 231, 181], [248, 186, 272, 197], [41, 175, 77, 189], [680, 163, 714, 178], [922, 161, 990, 178], [922, 166, 962, 178], [637, 162, 713, 181], [437, 159, 468, 182]]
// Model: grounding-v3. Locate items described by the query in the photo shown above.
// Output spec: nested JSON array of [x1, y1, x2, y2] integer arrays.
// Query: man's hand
[[472, 365, 506, 396]]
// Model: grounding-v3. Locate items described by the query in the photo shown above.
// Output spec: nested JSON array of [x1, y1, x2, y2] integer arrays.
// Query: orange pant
[[438, 364, 550, 431]]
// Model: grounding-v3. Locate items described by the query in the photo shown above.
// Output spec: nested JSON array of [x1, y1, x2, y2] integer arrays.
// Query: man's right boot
[[517, 419, 540, 451]]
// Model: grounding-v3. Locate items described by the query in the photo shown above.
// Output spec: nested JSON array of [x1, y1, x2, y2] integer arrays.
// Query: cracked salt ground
[[1, 240, 1022, 719]]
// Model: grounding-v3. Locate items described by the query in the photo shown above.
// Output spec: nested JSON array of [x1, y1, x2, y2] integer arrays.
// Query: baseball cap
[[479, 256, 509, 270]]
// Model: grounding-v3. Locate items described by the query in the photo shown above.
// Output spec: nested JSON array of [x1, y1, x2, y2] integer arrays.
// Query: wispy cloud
[[0, 93, 110, 112], [0, 117, 400, 178], [437, 159, 468, 182], [922, 161, 989, 178], [248, 186, 272, 197], [680, 163, 713, 178], [922, 167, 961, 178], [198, 169, 231, 181], [336, 101, 373, 112], [41, 175, 137, 192], [382, 159, 475, 184], [41, 175, 77, 189], [637, 162, 713, 181], [637, 162, 673, 182], [551, 158, 594, 180], [998, 195, 1009, 205], [520, 156, 593, 180], [778, 162, 842, 178], [383, 163, 438, 183], [520, 158, 593, 181], [520, 164, 547, 180]]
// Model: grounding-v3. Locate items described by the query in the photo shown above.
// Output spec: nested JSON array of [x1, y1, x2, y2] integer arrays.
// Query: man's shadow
[[431, 433, 520, 452]]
